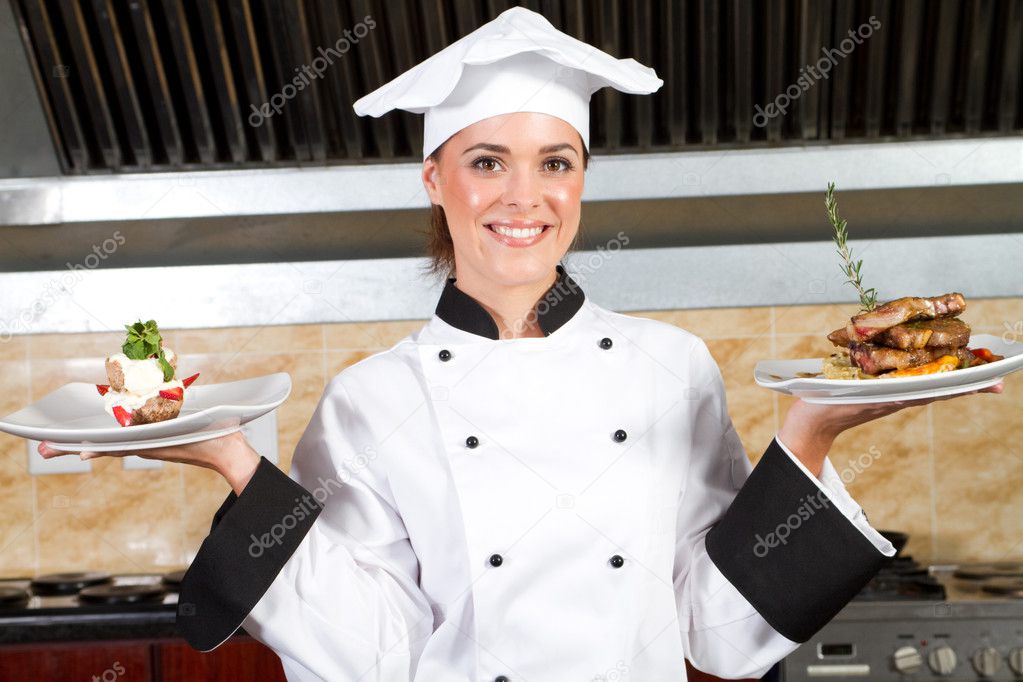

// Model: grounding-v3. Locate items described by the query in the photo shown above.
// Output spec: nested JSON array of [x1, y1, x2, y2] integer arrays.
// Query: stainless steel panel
[[1, 233, 1021, 337]]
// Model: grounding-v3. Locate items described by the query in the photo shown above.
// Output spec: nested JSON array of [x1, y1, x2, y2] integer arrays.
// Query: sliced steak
[[828, 316, 971, 350], [827, 327, 851, 347], [845, 293, 967, 343], [877, 318, 971, 350], [848, 343, 962, 375]]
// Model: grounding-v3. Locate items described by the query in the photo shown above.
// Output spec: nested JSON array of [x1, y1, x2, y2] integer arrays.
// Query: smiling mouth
[[485, 224, 553, 238]]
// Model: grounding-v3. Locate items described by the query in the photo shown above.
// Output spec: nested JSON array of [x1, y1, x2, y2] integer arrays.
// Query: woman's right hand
[[38, 430, 261, 495]]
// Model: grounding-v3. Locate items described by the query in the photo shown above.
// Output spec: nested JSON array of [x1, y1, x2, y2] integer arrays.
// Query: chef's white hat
[[352, 6, 663, 160]]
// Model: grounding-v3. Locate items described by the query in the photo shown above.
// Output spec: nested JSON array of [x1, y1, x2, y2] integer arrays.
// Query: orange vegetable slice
[[886, 355, 959, 378]]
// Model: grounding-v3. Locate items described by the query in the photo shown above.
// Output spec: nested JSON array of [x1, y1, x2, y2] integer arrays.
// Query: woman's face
[[422, 112, 584, 286]]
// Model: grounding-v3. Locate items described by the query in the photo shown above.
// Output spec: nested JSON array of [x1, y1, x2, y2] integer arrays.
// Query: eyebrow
[[461, 142, 579, 156]]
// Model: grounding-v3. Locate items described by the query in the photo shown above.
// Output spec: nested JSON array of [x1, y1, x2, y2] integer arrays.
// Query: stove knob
[[927, 645, 958, 675], [971, 647, 1000, 677], [892, 646, 923, 674], [1009, 647, 1023, 675]]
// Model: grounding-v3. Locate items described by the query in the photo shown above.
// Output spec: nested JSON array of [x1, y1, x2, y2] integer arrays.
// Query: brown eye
[[472, 157, 500, 172], [544, 158, 572, 173]]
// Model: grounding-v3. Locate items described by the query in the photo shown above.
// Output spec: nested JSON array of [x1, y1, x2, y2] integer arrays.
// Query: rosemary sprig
[[826, 182, 877, 312]]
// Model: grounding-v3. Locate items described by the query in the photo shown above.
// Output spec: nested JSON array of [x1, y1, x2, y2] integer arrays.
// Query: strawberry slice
[[96, 384, 110, 396], [159, 387, 183, 401], [181, 372, 200, 388], [112, 405, 133, 427]]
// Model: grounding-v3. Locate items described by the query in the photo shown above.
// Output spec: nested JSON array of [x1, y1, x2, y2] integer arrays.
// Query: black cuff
[[210, 490, 238, 532], [177, 457, 323, 651], [705, 438, 887, 643]]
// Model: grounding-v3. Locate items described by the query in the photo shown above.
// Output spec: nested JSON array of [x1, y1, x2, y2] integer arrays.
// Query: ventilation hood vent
[[10, 0, 1022, 174]]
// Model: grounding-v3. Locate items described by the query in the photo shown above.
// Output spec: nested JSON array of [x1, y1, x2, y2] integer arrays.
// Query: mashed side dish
[[821, 352, 877, 380]]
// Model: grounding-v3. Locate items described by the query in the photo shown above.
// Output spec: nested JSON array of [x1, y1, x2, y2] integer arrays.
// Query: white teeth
[[490, 225, 545, 238]]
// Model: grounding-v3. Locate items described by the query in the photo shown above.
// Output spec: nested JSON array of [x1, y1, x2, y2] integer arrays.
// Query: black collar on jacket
[[434, 263, 586, 340]]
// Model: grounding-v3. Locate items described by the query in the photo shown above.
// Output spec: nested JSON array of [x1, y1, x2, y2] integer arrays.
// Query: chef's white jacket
[[179, 264, 894, 681]]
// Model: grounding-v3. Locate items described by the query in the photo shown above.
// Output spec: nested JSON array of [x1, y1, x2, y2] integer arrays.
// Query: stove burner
[[856, 555, 946, 601], [856, 575, 947, 601], [0, 587, 30, 608], [885, 556, 929, 578], [77, 584, 167, 605], [30, 572, 112, 596], [953, 563, 1023, 581], [979, 578, 1023, 598], [161, 569, 185, 590]]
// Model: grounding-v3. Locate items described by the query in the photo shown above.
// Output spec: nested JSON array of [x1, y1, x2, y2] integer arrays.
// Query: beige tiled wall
[[0, 299, 1020, 577]]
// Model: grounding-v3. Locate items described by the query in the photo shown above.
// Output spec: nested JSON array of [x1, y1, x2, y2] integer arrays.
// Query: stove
[[781, 556, 1023, 681], [0, 571, 184, 644]]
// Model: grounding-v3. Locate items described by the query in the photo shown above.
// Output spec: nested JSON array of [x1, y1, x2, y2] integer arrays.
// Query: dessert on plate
[[97, 320, 199, 426]]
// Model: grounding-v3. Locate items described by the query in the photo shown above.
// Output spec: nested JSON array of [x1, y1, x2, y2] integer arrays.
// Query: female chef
[[41, 7, 1002, 682]]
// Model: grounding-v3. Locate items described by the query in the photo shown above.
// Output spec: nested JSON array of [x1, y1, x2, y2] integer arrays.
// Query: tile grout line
[[177, 462, 187, 569], [770, 307, 779, 436], [927, 404, 938, 564], [26, 336, 39, 575]]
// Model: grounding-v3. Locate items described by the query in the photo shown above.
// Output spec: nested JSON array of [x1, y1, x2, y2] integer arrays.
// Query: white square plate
[[0, 373, 291, 445], [754, 334, 1023, 404]]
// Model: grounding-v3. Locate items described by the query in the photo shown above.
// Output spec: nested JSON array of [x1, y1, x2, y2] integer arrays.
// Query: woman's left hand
[[777, 381, 1005, 476]]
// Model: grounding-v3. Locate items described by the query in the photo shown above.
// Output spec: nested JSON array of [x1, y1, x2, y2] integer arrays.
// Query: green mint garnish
[[122, 319, 174, 382]]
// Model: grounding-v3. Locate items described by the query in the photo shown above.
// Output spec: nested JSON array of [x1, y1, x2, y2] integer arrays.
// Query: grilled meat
[[829, 317, 971, 350], [848, 343, 976, 375], [844, 293, 967, 343], [880, 318, 971, 350]]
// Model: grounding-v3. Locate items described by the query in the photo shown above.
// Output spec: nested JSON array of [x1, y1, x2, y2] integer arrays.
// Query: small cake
[[97, 320, 199, 426]]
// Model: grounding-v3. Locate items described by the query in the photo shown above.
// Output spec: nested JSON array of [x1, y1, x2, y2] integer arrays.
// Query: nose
[[500, 166, 541, 209]]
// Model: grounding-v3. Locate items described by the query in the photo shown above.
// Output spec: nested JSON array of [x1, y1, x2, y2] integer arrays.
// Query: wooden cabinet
[[157, 638, 286, 681], [0, 636, 285, 682], [0, 641, 152, 681], [685, 659, 763, 682]]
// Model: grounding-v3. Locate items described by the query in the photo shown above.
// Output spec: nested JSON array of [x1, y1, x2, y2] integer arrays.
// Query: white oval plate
[[0, 373, 291, 444], [755, 334, 1023, 404]]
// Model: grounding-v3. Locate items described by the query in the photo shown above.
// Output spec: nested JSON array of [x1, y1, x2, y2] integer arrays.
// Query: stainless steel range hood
[[5, 0, 1021, 174], [1, 138, 1022, 275]]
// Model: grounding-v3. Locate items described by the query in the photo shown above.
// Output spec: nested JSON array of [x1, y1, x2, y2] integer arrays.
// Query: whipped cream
[[104, 347, 183, 416]]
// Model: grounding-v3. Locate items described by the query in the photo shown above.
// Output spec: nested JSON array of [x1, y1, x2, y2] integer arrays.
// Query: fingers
[[39, 441, 130, 460], [37, 443, 87, 458], [917, 382, 1005, 405]]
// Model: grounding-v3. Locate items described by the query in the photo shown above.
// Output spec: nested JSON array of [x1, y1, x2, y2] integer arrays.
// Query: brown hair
[[419, 135, 591, 281]]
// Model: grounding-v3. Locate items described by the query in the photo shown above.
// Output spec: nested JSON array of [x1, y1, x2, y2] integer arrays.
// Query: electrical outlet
[[27, 439, 91, 474], [241, 411, 278, 465], [122, 455, 164, 470]]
